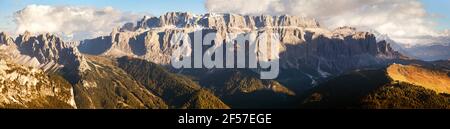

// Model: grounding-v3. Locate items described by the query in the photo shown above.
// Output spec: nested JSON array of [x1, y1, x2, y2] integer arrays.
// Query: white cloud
[[205, 0, 447, 45], [443, 29, 450, 37], [14, 5, 140, 41]]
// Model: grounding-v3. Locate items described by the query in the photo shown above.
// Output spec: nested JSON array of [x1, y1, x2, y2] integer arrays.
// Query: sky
[[0, 0, 206, 32], [0, 0, 449, 44], [0, 0, 206, 16], [421, 0, 450, 30]]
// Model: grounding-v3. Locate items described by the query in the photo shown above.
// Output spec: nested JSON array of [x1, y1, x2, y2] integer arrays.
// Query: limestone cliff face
[[134, 12, 319, 31], [0, 59, 76, 108], [277, 27, 402, 74], [78, 12, 401, 76], [0, 32, 91, 73], [15, 32, 69, 64], [0, 32, 14, 45]]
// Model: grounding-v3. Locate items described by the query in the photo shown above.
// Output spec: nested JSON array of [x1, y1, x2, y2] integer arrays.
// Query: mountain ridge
[[300, 63, 450, 109], [2, 11, 447, 109], [77, 12, 404, 84]]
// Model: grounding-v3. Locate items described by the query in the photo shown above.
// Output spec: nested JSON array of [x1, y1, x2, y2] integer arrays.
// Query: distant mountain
[[370, 31, 413, 57], [372, 31, 450, 61], [407, 43, 450, 61], [300, 62, 450, 109], [431, 60, 450, 70]]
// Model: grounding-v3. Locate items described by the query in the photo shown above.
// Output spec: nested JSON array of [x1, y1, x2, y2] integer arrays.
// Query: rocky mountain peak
[[0, 32, 14, 45], [130, 12, 320, 31], [18, 31, 32, 43], [0, 32, 91, 73], [160, 12, 196, 27], [79, 12, 402, 77], [377, 40, 403, 58], [332, 26, 357, 36], [15, 33, 72, 63]]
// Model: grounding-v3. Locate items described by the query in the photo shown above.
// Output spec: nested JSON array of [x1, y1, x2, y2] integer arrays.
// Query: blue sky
[[0, 0, 449, 33], [0, 0, 206, 31], [421, 0, 450, 30], [0, 0, 206, 15]]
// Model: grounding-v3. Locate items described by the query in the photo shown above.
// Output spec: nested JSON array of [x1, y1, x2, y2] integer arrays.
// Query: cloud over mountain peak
[[205, 0, 444, 45], [13, 4, 140, 41]]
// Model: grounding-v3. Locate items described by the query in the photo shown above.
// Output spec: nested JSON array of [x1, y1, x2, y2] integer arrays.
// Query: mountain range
[[373, 32, 450, 61], [0, 12, 448, 109]]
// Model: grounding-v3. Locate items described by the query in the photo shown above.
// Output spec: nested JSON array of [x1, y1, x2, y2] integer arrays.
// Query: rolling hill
[[300, 63, 450, 109]]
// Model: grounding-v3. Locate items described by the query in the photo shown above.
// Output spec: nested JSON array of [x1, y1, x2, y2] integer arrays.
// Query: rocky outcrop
[[0, 59, 76, 108], [377, 40, 403, 58], [78, 12, 402, 79], [14, 32, 90, 72], [134, 12, 319, 31], [277, 27, 404, 75], [0, 32, 14, 45]]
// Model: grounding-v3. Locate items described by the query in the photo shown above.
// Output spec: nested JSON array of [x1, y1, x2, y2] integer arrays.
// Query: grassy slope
[[300, 64, 450, 109]]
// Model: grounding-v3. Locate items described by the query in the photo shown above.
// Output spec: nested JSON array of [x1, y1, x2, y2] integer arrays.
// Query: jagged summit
[[77, 12, 403, 79], [3, 12, 404, 78], [0, 32, 14, 45], [124, 12, 320, 32], [0, 31, 90, 72]]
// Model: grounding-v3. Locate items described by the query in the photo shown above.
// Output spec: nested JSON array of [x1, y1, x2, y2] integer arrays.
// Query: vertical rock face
[[377, 40, 402, 58], [277, 27, 396, 74], [0, 32, 14, 45], [0, 59, 76, 108], [0, 32, 171, 109], [78, 12, 401, 76], [135, 12, 197, 29], [160, 12, 197, 27], [12, 32, 90, 72], [134, 12, 320, 31], [0, 32, 91, 108], [16, 32, 69, 63]]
